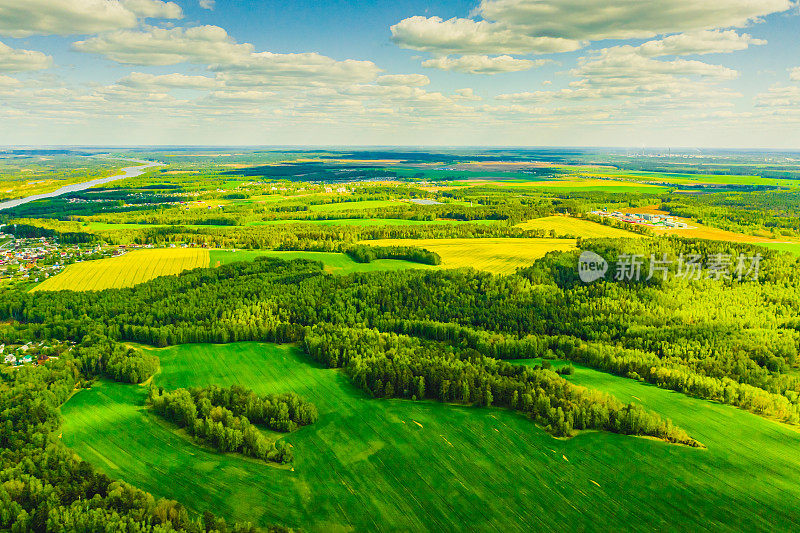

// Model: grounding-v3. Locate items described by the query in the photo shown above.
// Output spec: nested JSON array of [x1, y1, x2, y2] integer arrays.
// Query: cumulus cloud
[[74, 25, 380, 86], [376, 74, 430, 87], [637, 30, 767, 56], [122, 0, 182, 19], [498, 46, 740, 105], [790, 67, 800, 81], [0, 0, 181, 37], [391, 16, 580, 55], [73, 25, 253, 65], [391, 0, 791, 56], [575, 47, 739, 82], [478, 0, 791, 40], [422, 54, 547, 74], [0, 41, 53, 72], [199, 0, 215, 9], [211, 52, 381, 86]]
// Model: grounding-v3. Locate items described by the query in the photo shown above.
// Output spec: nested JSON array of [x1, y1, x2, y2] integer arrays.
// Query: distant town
[[590, 210, 691, 229], [0, 228, 124, 284]]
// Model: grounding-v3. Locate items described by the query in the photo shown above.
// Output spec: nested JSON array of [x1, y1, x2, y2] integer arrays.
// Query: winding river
[[0, 158, 162, 211]]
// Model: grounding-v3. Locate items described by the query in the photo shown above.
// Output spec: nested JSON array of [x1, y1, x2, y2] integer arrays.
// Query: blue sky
[[0, 0, 799, 147]]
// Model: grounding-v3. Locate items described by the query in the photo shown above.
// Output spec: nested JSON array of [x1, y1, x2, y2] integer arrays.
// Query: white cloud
[[755, 84, 800, 107], [0, 41, 53, 72], [478, 0, 792, 40], [205, 90, 277, 103], [0, 74, 21, 87], [422, 54, 547, 74], [575, 47, 739, 82], [74, 25, 381, 86], [119, 72, 220, 89], [454, 88, 482, 100], [73, 25, 253, 65], [376, 74, 430, 87], [0, 0, 181, 37], [637, 30, 767, 56], [498, 46, 740, 106], [391, 16, 580, 55], [391, 0, 792, 56], [199, 0, 215, 10], [122, 0, 182, 19], [790, 67, 800, 81], [212, 52, 381, 86]]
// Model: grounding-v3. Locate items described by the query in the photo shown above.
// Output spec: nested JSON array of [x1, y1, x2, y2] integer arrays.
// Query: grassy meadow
[[60, 342, 800, 532], [361, 238, 577, 274], [759, 242, 800, 256], [32, 248, 209, 292]]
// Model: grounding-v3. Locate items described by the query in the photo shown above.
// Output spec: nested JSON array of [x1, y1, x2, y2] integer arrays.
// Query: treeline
[[344, 244, 441, 265], [148, 385, 315, 463], [374, 317, 800, 423], [304, 324, 699, 445], [24, 218, 559, 249], [4, 222, 98, 244]]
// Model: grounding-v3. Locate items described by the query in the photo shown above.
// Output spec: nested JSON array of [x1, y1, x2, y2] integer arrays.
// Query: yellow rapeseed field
[[32, 248, 209, 292], [361, 238, 577, 274], [516, 216, 645, 239]]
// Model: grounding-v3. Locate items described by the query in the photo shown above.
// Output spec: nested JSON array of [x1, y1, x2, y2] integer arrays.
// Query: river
[[0, 158, 163, 211]]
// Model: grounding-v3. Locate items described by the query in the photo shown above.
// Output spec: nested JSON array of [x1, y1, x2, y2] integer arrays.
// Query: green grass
[[208, 250, 437, 273], [61, 343, 800, 532], [759, 242, 800, 256]]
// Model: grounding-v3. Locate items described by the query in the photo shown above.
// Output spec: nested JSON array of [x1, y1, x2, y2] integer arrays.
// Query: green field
[[61, 343, 800, 532], [209, 250, 437, 273], [759, 242, 800, 256]]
